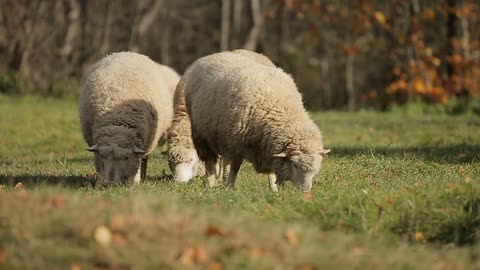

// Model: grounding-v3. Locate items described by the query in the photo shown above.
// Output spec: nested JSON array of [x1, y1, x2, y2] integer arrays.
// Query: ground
[[0, 95, 480, 269]]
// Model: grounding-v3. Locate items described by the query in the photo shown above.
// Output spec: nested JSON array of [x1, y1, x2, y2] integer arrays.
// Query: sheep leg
[[133, 167, 142, 184], [205, 160, 218, 188], [268, 173, 279, 192], [222, 159, 231, 185], [225, 158, 242, 189], [141, 156, 149, 181]]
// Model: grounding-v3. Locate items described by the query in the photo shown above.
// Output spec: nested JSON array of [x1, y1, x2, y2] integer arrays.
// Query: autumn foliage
[[0, 0, 479, 110]]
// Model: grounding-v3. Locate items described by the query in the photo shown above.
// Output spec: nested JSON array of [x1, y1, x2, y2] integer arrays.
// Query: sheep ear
[[133, 146, 146, 155], [320, 149, 331, 156], [273, 152, 287, 158], [86, 144, 98, 152]]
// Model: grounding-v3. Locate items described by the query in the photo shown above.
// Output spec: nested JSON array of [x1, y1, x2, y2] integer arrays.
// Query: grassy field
[[1, 95, 480, 269]]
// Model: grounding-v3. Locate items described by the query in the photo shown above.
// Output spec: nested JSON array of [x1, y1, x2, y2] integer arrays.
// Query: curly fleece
[[167, 50, 275, 177], [79, 51, 173, 156], [183, 51, 326, 179]]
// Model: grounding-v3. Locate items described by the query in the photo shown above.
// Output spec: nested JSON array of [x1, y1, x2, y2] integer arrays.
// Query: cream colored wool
[[157, 64, 181, 95], [79, 51, 173, 184], [167, 50, 274, 184], [184, 51, 328, 191]]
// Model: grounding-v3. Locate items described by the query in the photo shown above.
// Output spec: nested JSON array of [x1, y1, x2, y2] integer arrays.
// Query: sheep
[[182, 50, 330, 192], [79, 51, 173, 185], [166, 50, 273, 184]]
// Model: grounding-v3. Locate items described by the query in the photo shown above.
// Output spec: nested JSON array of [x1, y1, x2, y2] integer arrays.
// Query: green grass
[[1, 94, 480, 269]]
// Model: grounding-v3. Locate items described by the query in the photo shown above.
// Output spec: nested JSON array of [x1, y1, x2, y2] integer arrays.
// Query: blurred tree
[[0, 0, 479, 108]]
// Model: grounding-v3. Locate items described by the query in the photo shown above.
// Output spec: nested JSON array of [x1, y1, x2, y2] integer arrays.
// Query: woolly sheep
[[79, 51, 173, 185], [183, 50, 330, 192], [166, 50, 274, 184]]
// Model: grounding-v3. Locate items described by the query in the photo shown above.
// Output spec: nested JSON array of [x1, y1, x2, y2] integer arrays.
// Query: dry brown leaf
[[178, 247, 195, 265], [0, 247, 6, 264], [351, 246, 364, 255], [303, 192, 312, 201], [208, 262, 223, 270], [113, 233, 127, 246], [110, 215, 126, 230], [295, 266, 314, 270], [248, 246, 263, 259], [204, 225, 233, 237], [94, 226, 112, 246], [14, 182, 24, 190], [178, 246, 209, 265], [415, 232, 425, 242], [194, 246, 209, 263], [284, 228, 299, 246], [71, 264, 81, 270], [51, 195, 67, 207]]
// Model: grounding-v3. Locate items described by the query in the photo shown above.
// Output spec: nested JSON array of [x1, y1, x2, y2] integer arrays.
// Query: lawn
[[1, 94, 480, 269]]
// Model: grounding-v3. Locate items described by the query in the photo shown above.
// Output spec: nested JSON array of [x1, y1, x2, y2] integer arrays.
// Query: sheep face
[[274, 149, 330, 192], [88, 144, 145, 185], [167, 148, 199, 183]]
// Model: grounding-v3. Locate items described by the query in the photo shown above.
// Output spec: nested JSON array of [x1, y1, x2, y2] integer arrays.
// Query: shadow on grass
[[0, 170, 173, 189], [332, 144, 480, 164], [0, 174, 96, 188]]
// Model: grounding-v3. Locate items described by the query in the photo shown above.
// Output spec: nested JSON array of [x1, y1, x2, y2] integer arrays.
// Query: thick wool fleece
[[184, 51, 325, 179], [79, 51, 173, 155], [157, 64, 181, 95], [167, 50, 274, 179]]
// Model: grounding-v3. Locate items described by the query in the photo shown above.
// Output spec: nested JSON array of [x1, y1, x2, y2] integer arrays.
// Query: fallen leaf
[[447, 183, 459, 190], [178, 247, 195, 265], [113, 233, 126, 246], [351, 246, 364, 255], [204, 225, 233, 237], [415, 232, 425, 242], [94, 226, 112, 246], [178, 246, 209, 265], [194, 246, 209, 263], [110, 215, 126, 230], [295, 266, 313, 270], [208, 262, 223, 270], [0, 247, 6, 264], [248, 246, 263, 259], [51, 196, 67, 207], [303, 192, 312, 201], [284, 228, 299, 246], [14, 182, 24, 190], [71, 264, 81, 270]]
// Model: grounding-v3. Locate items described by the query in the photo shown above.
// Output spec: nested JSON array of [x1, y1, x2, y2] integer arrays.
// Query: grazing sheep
[[183, 50, 330, 192], [166, 50, 273, 184], [79, 51, 173, 185]]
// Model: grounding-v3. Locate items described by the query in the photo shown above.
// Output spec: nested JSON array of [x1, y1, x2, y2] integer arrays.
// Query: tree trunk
[[446, 0, 457, 77], [244, 0, 263, 51], [129, 0, 163, 52], [346, 52, 356, 111], [60, 0, 80, 59], [160, 0, 171, 65], [220, 0, 231, 51], [231, 0, 242, 48]]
